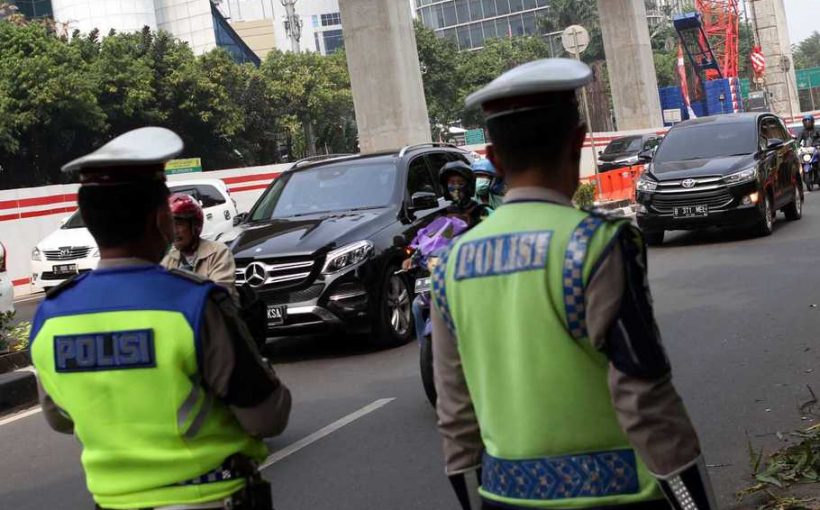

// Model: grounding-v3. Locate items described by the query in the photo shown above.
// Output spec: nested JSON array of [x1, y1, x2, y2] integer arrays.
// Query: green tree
[[0, 20, 105, 186], [794, 32, 820, 70], [414, 21, 461, 140], [457, 36, 552, 127], [260, 49, 355, 159]]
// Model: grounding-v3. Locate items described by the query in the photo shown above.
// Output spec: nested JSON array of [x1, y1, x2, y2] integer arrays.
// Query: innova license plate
[[673, 205, 709, 218], [266, 305, 286, 326], [53, 264, 78, 276]]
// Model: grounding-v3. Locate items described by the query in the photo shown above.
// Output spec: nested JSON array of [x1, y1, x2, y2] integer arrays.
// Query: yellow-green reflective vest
[[31, 266, 268, 509], [433, 201, 664, 508]]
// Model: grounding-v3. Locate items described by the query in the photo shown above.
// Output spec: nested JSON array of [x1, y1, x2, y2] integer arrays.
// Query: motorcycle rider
[[30, 127, 291, 510], [431, 59, 716, 510], [404, 161, 492, 345], [472, 159, 505, 210], [162, 193, 239, 304], [799, 114, 820, 147]]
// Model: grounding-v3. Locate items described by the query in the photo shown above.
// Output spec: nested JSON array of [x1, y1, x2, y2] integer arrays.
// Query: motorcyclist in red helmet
[[162, 193, 239, 303]]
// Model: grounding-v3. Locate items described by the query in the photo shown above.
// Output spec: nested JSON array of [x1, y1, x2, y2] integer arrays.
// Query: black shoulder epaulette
[[45, 273, 86, 300], [167, 268, 212, 285]]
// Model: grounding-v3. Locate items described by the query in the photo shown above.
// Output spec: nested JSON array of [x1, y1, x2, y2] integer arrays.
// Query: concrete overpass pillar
[[339, 0, 431, 153], [597, 0, 663, 130], [750, 0, 800, 119]]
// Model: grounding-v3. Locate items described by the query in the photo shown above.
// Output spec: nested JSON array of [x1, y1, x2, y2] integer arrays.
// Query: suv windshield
[[653, 122, 757, 168], [251, 161, 397, 220], [604, 137, 643, 154], [62, 211, 85, 229]]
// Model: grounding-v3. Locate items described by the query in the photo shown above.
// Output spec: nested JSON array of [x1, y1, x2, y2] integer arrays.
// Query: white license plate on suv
[[673, 205, 709, 218], [266, 305, 286, 326]]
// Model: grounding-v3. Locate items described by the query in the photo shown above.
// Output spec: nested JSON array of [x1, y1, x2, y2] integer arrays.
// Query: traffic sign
[[165, 158, 202, 175], [562, 25, 589, 56], [464, 128, 486, 146]]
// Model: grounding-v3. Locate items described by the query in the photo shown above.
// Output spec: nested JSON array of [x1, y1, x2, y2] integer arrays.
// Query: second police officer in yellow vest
[[431, 59, 717, 510], [30, 127, 291, 510]]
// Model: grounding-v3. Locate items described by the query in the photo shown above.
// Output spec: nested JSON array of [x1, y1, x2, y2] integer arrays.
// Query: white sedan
[[31, 178, 239, 292]]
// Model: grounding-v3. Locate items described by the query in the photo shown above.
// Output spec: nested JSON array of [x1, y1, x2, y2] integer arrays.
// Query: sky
[[784, 0, 818, 45]]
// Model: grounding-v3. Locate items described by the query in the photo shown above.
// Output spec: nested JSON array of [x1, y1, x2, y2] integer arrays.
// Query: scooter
[[398, 216, 468, 407], [799, 144, 820, 191]]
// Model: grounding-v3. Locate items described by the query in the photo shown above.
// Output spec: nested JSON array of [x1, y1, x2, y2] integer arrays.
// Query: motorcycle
[[799, 143, 820, 191], [401, 216, 468, 406]]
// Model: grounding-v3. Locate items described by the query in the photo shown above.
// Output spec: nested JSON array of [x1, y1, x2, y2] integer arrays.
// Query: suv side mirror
[[232, 212, 248, 226], [638, 149, 654, 162], [410, 191, 438, 211], [766, 138, 784, 150]]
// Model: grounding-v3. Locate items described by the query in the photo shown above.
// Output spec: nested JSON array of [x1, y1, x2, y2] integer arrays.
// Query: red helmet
[[169, 193, 204, 236]]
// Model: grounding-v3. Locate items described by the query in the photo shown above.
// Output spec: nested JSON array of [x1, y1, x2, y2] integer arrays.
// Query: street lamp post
[[281, 0, 302, 53]]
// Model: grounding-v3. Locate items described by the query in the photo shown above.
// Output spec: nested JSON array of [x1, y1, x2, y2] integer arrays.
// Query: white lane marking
[[260, 397, 395, 470], [0, 406, 41, 427]]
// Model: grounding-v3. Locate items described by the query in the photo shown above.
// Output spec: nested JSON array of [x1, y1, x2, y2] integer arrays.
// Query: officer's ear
[[486, 145, 505, 181], [570, 123, 587, 163]]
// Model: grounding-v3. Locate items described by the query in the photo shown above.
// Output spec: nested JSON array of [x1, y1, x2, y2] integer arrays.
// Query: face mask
[[475, 177, 491, 196]]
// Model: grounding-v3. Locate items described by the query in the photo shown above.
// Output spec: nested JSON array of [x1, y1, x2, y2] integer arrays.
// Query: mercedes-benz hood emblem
[[244, 262, 267, 287]]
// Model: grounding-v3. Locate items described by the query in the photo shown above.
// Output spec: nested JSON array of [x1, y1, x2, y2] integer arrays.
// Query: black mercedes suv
[[222, 144, 473, 346], [636, 113, 803, 245]]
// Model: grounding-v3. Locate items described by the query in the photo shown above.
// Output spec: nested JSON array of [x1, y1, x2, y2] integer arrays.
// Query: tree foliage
[[0, 17, 358, 189], [794, 32, 820, 70]]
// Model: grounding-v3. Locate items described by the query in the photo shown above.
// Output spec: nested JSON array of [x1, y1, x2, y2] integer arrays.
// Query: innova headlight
[[724, 168, 757, 185], [32, 247, 42, 261], [636, 177, 657, 192]]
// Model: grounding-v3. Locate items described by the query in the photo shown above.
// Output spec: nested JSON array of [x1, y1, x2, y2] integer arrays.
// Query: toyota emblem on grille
[[681, 179, 697, 188], [244, 262, 267, 287], [59, 247, 72, 258]]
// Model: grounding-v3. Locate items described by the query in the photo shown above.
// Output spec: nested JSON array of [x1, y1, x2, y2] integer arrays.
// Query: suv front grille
[[258, 284, 325, 305], [44, 247, 92, 261], [235, 258, 315, 290], [650, 189, 734, 214]]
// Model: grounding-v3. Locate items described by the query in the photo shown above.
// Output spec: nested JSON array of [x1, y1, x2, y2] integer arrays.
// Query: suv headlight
[[32, 247, 42, 261], [803, 153, 813, 163], [322, 240, 374, 274], [636, 177, 657, 192], [724, 168, 757, 185], [91, 248, 100, 258]]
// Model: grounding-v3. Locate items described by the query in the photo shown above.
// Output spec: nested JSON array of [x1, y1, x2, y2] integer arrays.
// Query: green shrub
[[0, 311, 31, 353], [573, 182, 597, 209]]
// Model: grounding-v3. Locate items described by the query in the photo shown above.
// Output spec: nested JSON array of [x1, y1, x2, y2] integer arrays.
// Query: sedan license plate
[[415, 277, 431, 294], [673, 205, 709, 218], [266, 305, 286, 326], [53, 264, 78, 276]]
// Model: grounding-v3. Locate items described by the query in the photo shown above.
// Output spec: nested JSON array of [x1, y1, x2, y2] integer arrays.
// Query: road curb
[[0, 370, 37, 417]]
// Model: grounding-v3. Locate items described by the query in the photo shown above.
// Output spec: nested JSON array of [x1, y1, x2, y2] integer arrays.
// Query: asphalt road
[[3, 195, 820, 509]]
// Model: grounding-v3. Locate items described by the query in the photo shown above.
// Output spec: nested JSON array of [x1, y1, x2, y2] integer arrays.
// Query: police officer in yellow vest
[[30, 127, 292, 510], [431, 59, 716, 510]]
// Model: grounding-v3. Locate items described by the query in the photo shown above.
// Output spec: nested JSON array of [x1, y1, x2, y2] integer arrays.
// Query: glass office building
[[9, 0, 53, 18], [415, 0, 551, 50]]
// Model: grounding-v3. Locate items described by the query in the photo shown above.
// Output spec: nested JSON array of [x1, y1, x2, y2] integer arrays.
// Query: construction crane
[[694, 0, 740, 79]]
